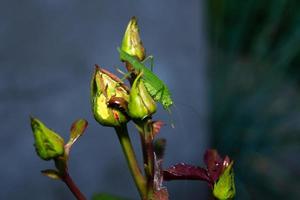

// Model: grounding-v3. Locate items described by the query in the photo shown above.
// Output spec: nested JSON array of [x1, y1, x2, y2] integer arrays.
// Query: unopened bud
[[30, 117, 64, 161], [91, 66, 129, 127], [121, 16, 145, 61], [213, 162, 236, 200], [128, 72, 156, 119]]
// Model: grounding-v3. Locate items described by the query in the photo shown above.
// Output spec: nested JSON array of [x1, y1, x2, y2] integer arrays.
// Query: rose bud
[[121, 16, 145, 61], [128, 72, 156, 119], [30, 117, 64, 161], [91, 66, 130, 127]]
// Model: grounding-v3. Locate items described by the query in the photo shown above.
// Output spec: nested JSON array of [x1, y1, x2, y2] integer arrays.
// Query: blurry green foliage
[[207, 0, 300, 199]]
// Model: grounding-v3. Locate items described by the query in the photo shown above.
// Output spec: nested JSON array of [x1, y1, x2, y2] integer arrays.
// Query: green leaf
[[41, 169, 61, 180], [92, 193, 130, 200]]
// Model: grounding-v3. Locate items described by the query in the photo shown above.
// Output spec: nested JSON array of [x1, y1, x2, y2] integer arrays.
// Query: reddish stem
[[137, 119, 155, 199], [61, 172, 87, 200]]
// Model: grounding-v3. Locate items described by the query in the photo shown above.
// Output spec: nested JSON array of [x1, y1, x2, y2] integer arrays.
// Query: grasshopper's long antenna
[[115, 67, 132, 82], [115, 67, 127, 76]]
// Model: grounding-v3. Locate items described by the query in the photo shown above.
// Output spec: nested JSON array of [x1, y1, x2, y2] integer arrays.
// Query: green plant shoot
[[118, 47, 173, 110]]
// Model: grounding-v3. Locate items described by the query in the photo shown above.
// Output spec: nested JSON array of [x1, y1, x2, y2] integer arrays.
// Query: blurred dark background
[[208, 0, 300, 199], [0, 0, 299, 199]]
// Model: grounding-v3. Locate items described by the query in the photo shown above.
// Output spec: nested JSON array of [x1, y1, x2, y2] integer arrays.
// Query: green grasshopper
[[118, 47, 173, 110]]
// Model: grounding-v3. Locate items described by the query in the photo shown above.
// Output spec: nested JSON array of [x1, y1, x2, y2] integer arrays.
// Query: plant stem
[[115, 125, 147, 199], [137, 119, 155, 199], [139, 133, 148, 171], [61, 171, 87, 200]]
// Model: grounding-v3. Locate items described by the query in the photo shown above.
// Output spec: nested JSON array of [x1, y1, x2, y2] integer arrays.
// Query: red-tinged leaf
[[204, 149, 223, 182], [162, 149, 234, 191], [153, 188, 169, 200], [70, 119, 88, 142], [152, 120, 164, 138], [65, 119, 88, 156], [223, 155, 231, 168], [163, 163, 210, 183], [204, 149, 233, 183]]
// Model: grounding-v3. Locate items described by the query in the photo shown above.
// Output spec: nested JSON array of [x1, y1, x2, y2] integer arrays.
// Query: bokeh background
[[0, 0, 299, 199], [208, 0, 300, 199]]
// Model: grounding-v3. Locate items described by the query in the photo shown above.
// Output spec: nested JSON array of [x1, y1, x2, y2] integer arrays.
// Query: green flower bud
[[121, 16, 145, 61], [30, 117, 65, 161], [128, 72, 157, 119], [91, 66, 129, 127], [213, 162, 236, 200]]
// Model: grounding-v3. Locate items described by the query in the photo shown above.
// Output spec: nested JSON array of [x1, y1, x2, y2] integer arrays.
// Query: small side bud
[[30, 117, 65, 161], [91, 66, 129, 127], [213, 162, 236, 200], [121, 16, 145, 61], [128, 72, 157, 119]]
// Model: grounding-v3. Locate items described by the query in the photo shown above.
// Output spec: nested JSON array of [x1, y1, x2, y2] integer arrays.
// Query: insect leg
[[151, 85, 165, 102], [142, 55, 154, 71]]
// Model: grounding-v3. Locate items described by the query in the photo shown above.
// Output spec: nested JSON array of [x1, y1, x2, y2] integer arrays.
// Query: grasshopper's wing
[[142, 73, 173, 110], [118, 47, 173, 110]]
